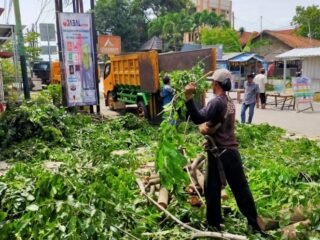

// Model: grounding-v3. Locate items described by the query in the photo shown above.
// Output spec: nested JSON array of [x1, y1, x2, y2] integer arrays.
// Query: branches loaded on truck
[[103, 48, 217, 120]]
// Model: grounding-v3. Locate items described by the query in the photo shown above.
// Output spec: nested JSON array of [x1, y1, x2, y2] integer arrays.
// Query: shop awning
[[276, 47, 320, 59], [229, 53, 266, 63]]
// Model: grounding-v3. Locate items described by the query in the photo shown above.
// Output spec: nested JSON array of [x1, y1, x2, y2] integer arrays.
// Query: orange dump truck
[[103, 48, 217, 119]]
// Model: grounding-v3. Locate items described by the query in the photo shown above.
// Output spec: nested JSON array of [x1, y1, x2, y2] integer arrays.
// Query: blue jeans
[[241, 102, 255, 124]]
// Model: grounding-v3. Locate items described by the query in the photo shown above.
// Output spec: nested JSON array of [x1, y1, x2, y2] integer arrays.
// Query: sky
[[232, 0, 319, 31], [0, 0, 319, 33]]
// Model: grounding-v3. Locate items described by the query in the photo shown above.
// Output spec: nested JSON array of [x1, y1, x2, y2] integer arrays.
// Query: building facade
[[184, 0, 232, 43], [191, 0, 232, 22]]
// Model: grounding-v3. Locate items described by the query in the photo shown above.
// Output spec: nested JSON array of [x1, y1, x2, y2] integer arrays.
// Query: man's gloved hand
[[184, 82, 196, 100]]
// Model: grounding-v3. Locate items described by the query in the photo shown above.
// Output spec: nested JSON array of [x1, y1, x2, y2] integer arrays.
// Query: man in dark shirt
[[184, 69, 262, 232]]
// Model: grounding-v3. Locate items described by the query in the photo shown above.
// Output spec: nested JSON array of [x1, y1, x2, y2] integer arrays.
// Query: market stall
[[217, 52, 268, 89]]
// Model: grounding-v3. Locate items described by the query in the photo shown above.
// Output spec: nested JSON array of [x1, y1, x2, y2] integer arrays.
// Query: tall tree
[[24, 31, 41, 64], [148, 10, 192, 51], [148, 10, 230, 51], [192, 10, 229, 31], [137, 0, 194, 18], [292, 5, 320, 39], [200, 27, 242, 52], [95, 0, 148, 52]]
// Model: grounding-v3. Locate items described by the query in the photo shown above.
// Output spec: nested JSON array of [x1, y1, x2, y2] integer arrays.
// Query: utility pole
[[13, 0, 30, 100], [260, 16, 263, 41], [232, 12, 235, 30], [90, 0, 100, 114], [307, 20, 312, 46]]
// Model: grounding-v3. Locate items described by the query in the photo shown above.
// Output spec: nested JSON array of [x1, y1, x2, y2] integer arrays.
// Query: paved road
[[207, 91, 320, 139], [98, 80, 320, 139]]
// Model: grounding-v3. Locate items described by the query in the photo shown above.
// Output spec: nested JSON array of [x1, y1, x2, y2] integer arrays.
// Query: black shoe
[[248, 225, 270, 238]]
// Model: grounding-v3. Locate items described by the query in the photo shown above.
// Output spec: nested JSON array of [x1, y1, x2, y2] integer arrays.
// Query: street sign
[[98, 35, 121, 55], [39, 23, 56, 42], [40, 46, 57, 55]]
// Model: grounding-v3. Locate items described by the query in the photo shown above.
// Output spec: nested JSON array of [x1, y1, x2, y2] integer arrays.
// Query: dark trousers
[[205, 149, 260, 230], [260, 93, 266, 105]]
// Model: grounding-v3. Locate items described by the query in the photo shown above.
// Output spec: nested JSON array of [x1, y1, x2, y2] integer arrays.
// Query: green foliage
[[148, 10, 229, 51], [191, 10, 230, 30], [148, 10, 192, 51], [0, 59, 16, 86], [36, 84, 62, 106], [24, 31, 41, 63], [135, 0, 193, 18], [0, 103, 75, 147], [95, 0, 148, 51], [156, 65, 209, 191], [200, 27, 242, 52], [292, 5, 320, 39], [0, 101, 319, 239]]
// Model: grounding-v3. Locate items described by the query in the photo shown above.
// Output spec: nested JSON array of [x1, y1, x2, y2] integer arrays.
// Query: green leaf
[[0, 211, 7, 221], [26, 204, 39, 212]]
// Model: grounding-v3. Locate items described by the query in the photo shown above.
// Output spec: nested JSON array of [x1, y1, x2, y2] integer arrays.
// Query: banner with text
[[59, 13, 97, 106], [292, 76, 313, 103]]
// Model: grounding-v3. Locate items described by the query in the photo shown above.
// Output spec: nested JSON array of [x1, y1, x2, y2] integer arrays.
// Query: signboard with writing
[[98, 35, 121, 55], [292, 76, 314, 112], [58, 13, 97, 106], [292, 76, 313, 102]]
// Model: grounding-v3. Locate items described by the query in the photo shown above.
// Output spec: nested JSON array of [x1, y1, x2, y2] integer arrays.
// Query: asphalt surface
[[208, 91, 320, 139], [98, 80, 320, 139]]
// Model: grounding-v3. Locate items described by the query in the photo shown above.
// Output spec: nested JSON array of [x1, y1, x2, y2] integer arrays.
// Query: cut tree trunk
[[282, 219, 311, 239], [158, 187, 169, 208]]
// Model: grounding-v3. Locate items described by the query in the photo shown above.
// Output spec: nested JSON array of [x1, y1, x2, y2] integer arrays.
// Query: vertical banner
[[58, 13, 97, 106]]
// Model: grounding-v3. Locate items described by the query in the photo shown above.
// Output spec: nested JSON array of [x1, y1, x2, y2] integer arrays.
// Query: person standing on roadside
[[254, 69, 267, 109], [241, 74, 259, 124], [161, 76, 174, 106], [184, 69, 263, 233]]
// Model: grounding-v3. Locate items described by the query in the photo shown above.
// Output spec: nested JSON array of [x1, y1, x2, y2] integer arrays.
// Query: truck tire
[[137, 101, 148, 119], [107, 92, 115, 110]]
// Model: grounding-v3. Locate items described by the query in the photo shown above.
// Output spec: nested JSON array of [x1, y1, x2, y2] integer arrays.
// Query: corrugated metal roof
[[221, 52, 242, 61], [181, 43, 202, 52], [276, 47, 320, 59]]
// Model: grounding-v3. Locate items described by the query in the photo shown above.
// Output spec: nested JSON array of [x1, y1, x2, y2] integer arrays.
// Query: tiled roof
[[240, 29, 320, 49], [238, 31, 259, 47], [265, 29, 320, 48]]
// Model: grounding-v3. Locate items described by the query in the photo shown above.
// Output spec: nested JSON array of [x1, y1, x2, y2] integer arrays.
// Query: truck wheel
[[107, 92, 115, 110], [137, 101, 148, 119]]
